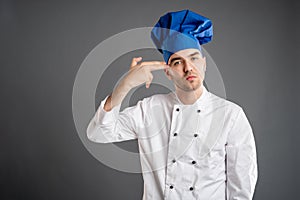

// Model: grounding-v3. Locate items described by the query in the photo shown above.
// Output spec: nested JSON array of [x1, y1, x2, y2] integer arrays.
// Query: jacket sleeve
[[225, 108, 258, 200], [86, 96, 138, 143]]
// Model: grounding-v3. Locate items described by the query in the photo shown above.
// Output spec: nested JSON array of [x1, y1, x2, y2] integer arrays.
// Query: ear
[[164, 68, 172, 80], [203, 57, 207, 72]]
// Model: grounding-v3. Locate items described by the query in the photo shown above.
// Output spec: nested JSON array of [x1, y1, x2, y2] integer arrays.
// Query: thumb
[[130, 57, 142, 68]]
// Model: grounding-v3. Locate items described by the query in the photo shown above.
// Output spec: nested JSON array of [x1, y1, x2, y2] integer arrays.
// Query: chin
[[178, 83, 202, 92], [174, 79, 203, 92], [188, 82, 202, 90]]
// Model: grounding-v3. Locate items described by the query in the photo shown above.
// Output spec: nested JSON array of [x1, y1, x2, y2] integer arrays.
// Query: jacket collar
[[171, 86, 210, 110]]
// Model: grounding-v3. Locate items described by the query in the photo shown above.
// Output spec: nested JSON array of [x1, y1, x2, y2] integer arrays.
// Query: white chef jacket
[[87, 86, 258, 200]]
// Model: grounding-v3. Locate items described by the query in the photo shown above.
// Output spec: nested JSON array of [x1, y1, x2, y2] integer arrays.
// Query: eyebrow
[[169, 57, 182, 65], [169, 51, 201, 64], [188, 52, 201, 57]]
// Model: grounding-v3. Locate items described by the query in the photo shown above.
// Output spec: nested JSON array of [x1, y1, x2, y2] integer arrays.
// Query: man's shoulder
[[207, 91, 243, 114]]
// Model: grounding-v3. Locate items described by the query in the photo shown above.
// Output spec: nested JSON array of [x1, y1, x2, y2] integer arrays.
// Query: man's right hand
[[103, 57, 169, 111], [123, 57, 169, 89]]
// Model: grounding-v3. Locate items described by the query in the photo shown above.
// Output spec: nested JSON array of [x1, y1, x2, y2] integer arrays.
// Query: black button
[[189, 187, 194, 191], [172, 159, 176, 163], [192, 160, 196, 164], [176, 108, 180, 112], [197, 109, 201, 113], [170, 185, 174, 189], [194, 134, 198, 137], [173, 133, 178, 136]]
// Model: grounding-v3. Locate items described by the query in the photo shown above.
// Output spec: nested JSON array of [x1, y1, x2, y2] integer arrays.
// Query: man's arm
[[226, 108, 258, 200], [86, 57, 168, 143]]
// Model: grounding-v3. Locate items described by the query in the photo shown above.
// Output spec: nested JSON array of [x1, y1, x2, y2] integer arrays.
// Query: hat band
[[161, 32, 201, 63]]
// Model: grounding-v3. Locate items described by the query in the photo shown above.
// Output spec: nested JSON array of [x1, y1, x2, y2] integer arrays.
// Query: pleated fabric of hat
[[151, 10, 213, 63]]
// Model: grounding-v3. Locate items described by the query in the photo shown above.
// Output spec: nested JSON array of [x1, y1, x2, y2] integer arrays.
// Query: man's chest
[[136, 103, 231, 171]]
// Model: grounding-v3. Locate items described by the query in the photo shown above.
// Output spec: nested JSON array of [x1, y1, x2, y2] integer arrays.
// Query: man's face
[[165, 48, 206, 92]]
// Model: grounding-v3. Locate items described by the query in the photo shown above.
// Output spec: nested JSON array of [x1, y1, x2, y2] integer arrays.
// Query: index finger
[[140, 61, 166, 66], [148, 63, 170, 71], [139, 61, 169, 71]]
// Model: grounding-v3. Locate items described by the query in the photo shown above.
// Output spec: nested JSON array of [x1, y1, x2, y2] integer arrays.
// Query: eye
[[174, 61, 180, 65], [191, 57, 198, 61], [173, 60, 182, 66]]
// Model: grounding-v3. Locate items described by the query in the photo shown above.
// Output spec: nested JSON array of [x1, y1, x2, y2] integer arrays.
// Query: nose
[[184, 61, 193, 73]]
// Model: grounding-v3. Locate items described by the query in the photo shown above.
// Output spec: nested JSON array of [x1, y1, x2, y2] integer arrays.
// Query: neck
[[175, 86, 204, 105]]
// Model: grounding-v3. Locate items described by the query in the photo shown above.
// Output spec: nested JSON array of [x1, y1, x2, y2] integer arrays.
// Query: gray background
[[1, 0, 299, 199]]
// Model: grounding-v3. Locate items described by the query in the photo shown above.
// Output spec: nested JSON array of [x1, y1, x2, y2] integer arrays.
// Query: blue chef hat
[[151, 10, 213, 63]]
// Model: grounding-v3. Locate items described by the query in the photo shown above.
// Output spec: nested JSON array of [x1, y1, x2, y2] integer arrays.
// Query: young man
[[87, 10, 258, 200]]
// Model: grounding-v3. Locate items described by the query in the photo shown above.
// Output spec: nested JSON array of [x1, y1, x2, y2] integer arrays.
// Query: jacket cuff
[[95, 95, 121, 125]]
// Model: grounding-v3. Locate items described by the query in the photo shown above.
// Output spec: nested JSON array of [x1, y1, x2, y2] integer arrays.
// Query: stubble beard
[[175, 78, 202, 92], [170, 68, 205, 93]]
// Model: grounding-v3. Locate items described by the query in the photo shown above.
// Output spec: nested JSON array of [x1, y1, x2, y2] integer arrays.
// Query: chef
[[87, 9, 258, 200]]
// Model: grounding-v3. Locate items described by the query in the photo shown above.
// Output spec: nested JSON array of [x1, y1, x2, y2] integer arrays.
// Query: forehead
[[169, 48, 201, 61]]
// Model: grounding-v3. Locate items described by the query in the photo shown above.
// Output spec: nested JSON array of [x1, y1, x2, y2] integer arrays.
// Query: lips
[[186, 75, 197, 81]]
